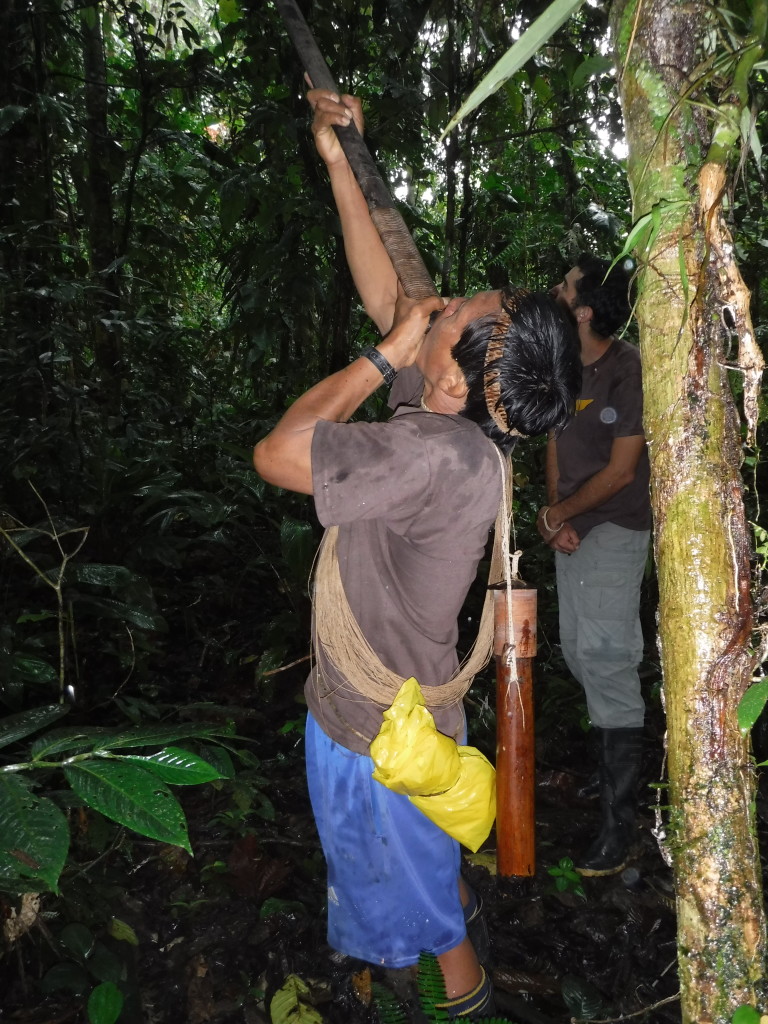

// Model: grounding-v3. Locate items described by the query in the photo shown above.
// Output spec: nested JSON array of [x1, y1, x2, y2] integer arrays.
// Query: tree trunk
[[0, 0, 57, 422], [80, 0, 122, 412], [610, 1, 767, 1020]]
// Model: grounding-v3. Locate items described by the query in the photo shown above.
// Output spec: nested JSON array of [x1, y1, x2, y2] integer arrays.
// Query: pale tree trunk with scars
[[609, 0, 767, 1019]]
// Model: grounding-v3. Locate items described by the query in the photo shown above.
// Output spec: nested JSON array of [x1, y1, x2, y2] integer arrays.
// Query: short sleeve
[[312, 416, 430, 528], [610, 351, 644, 438]]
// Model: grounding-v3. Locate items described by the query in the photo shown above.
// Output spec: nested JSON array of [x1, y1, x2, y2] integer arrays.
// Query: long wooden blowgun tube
[[273, 0, 438, 300], [493, 585, 537, 878]]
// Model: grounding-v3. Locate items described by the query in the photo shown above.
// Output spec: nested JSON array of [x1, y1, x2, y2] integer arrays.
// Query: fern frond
[[416, 952, 449, 1020], [371, 981, 410, 1024]]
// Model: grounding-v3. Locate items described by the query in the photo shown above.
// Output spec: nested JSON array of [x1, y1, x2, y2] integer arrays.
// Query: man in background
[[537, 256, 651, 877]]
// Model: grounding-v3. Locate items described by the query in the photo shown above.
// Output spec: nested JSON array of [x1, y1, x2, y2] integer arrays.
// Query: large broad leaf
[[0, 705, 70, 751], [63, 761, 192, 852], [119, 746, 226, 785], [98, 721, 235, 750], [11, 654, 58, 684], [0, 775, 70, 892], [30, 726, 115, 760], [74, 593, 168, 632], [440, 0, 585, 139]]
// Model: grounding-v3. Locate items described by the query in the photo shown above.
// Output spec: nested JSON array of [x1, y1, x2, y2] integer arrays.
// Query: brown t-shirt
[[388, 364, 423, 410], [555, 339, 651, 539], [307, 406, 502, 754]]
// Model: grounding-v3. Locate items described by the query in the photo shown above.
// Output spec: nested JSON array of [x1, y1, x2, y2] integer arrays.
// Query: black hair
[[573, 254, 633, 338], [451, 288, 581, 455]]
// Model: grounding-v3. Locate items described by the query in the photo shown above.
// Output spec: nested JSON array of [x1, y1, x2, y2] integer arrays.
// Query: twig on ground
[[572, 991, 680, 1023]]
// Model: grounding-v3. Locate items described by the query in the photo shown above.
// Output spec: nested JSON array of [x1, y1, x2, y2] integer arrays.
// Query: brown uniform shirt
[[307, 406, 501, 754], [555, 339, 651, 539]]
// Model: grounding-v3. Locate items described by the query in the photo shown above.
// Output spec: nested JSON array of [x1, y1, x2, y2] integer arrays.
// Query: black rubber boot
[[575, 726, 603, 799], [575, 727, 643, 877]]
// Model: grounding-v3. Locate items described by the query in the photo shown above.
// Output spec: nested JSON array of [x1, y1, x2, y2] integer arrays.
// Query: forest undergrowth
[[2, 647, 734, 1024]]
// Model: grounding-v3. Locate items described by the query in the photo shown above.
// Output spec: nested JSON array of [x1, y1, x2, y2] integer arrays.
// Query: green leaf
[[440, 0, 585, 138], [0, 705, 70, 750], [108, 917, 139, 946], [270, 973, 324, 1024], [732, 1008, 761, 1024], [59, 922, 96, 960], [0, 775, 70, 891], [571, 55, 614, 89], [740, 107, 762, 168], [12, 653, 58, 684], [738, 680, 768, 733], [99, 721, 235, 750], [74, 593, 168, 632], [88, 981, 124, 1024], [70, 563, 142, 587], [15, 611, 57, 623], [0, 104, 27, 135], [607, 199, 689, 272], [119, 746, 225, 785], [88, 940, 128, 983], [64, 761, 192, 852], [259, 897, 308, 920], [218, 0, 240, 24], [198, 743, 235, 780], [30, 726, 115, 759], [41, 961, 90, 996], [561, 974, 607, 1020]]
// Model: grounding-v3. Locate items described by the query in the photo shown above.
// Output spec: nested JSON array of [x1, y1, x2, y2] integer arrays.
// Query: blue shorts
[[305, 713, 465, 967]]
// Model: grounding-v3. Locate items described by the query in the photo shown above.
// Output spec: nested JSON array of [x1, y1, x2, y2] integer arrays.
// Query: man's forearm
[[544, 434, 559, 505], [253, 298, 441, 496], [253, 353, 390, 495], [543, 434, 646, 531], [328, 162, 397, 335], [546, 463, 636, 529]]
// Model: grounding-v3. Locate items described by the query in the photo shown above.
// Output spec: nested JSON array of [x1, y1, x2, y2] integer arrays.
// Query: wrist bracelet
[[360, 346, 397, 387], [541, 506, 563, 535]]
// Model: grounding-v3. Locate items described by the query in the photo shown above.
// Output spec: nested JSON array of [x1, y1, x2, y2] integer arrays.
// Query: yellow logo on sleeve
[[576, 399, 594, 412]]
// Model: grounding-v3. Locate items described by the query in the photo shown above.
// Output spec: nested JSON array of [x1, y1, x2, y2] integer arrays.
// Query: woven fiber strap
[[311, 448, 513, 707]]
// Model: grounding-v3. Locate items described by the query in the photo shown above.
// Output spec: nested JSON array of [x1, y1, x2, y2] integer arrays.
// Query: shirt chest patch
[[576, 399, 594, 412]]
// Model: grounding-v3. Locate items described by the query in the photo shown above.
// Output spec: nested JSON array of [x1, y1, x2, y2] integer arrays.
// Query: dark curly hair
[[451, 288, 581, 454], [573, 254, 633, 339]]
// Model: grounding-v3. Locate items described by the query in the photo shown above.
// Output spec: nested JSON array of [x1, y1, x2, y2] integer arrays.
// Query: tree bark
[[0, 0, 57, 418], [610, 0, 767, 1020], [80, 0, 122, 412]]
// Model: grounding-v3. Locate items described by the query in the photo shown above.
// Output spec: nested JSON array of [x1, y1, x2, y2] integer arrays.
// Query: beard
[[552, 291, 578, 327]]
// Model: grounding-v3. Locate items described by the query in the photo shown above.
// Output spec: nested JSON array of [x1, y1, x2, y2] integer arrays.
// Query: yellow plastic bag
[[369, 677, 496, 853]]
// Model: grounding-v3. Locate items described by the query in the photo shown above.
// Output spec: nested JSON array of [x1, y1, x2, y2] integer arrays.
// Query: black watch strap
[[359, 346, 397, 387]]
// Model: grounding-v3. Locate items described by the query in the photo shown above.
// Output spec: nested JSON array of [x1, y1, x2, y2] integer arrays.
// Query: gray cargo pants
[[555, 522, 650, 728]]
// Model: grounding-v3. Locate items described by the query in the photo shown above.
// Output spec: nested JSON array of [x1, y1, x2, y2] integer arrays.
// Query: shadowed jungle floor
[[2, 686, 700, 1024]]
